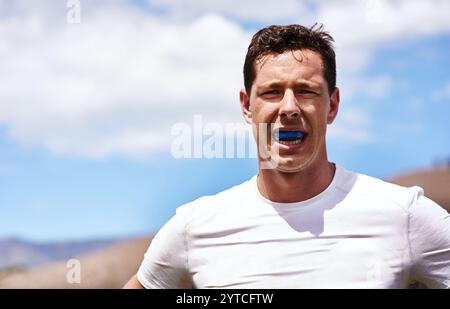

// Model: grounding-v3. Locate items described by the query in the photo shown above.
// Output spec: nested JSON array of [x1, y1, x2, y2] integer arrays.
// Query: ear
[[327, 87, 340, 124], [240, 88, 252, 125]]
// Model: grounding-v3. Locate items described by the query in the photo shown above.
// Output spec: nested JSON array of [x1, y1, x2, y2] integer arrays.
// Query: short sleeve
[[137, 206, 193, 289], [408, 192, 450, 288]]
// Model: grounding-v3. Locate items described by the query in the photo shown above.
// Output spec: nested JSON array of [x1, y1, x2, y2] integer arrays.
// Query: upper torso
[[138, 165, 450, 288]]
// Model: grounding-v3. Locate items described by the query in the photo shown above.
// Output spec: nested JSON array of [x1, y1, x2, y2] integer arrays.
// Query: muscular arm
[[123, 274, 145, 289]]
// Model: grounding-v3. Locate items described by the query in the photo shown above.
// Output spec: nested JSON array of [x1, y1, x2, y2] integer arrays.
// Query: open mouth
[[273, 130, 306, 146]]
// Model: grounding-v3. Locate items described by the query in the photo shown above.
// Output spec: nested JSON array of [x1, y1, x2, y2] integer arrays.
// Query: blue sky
[[0, 0, 449, 241]]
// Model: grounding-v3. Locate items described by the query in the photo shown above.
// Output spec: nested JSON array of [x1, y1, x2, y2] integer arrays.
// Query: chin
[[273, 157, 309, 174]]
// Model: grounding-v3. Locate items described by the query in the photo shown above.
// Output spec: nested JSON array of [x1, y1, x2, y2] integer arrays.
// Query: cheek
[[252, 102, 278, 122], [302, 106, 329, 130]]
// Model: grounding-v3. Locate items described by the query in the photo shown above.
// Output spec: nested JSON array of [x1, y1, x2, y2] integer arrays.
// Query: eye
[[297, 89, 314, 94], [296, 89, 318, 98], [260, 90, 282, 99], [263, 90, 281, 95]]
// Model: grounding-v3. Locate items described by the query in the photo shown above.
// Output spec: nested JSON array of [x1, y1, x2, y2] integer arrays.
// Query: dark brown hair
[[243, 24, 336, 95]]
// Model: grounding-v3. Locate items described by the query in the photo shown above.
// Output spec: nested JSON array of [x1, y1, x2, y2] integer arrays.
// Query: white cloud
[[148, 0, 311, 22], [0, 1, 250, 158], [312, 0, 450, 103], [430, 83, 450, 102], [0, 0, 449, 159], [329, 108, 375, 143], [340, 75, 392, 101]]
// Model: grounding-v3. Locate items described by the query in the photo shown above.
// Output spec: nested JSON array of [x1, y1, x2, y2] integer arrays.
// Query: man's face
[[240, 49, 339, 173]]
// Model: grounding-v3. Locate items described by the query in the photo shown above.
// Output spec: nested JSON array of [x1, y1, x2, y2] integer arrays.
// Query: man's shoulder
[[353, 169, 422, 195], [347, 167, 424, 211], [175, 176, 256, 220]]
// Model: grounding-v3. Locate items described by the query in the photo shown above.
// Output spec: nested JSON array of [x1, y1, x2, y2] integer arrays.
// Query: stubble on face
[[249, 49, 333, 174]]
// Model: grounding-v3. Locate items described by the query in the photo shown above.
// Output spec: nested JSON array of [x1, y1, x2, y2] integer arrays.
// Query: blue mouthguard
[[276, 131, 305, 141]]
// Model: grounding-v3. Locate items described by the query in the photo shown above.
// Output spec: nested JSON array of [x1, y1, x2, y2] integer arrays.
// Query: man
[[124, 24, 450, 288]]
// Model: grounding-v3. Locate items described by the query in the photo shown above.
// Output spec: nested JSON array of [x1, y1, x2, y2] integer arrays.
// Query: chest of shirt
[[186, 202, 411, 288]]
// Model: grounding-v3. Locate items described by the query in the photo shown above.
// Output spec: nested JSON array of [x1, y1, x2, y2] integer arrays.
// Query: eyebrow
[[257, 80, 321, 91]]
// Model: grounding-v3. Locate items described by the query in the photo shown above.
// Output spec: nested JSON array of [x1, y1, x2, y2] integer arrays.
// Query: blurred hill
[[387, 166, 450, 211], [0, 237, 152, 288], [0, 238, 117, 270]]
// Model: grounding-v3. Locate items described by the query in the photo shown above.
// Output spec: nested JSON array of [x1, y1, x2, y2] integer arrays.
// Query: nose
[[279, 89, 300, 119]]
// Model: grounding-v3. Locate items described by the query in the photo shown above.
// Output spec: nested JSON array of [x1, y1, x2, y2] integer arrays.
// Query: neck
[[257, 160, 336, 203]]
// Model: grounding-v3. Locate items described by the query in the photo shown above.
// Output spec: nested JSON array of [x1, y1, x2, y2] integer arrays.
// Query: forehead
[[253, 49, 325, 86]]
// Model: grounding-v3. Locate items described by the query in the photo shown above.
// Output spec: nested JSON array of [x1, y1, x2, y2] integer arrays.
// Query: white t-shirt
[[137, 165, 450, 288]]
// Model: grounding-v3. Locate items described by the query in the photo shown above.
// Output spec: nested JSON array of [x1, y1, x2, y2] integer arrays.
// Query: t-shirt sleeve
[[408, 191, 450, 288], [136, 206, 193, 289]]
